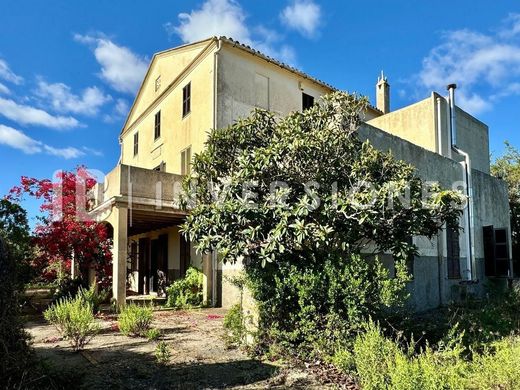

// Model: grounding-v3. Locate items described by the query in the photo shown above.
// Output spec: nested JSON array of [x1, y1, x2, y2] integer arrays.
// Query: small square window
[[154, 111, 161, 140], [302, 92, 314, 110], [183, 82, 191, 117]]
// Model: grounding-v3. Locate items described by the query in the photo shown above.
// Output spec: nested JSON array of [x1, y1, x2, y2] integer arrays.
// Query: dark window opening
[[133, 132, 139, 156], [154, 111, 161, 140], [183, 82, 191, 117], [484, 225, 510, 277], [302, 92, 314, 110], [447, 226, 461, 279]]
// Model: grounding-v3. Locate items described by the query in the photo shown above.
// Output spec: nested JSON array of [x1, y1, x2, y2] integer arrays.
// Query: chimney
[[376, 71, 390, 114]]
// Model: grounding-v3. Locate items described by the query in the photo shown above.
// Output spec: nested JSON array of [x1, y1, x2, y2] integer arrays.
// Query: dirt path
[[26, 308, 335, 389]]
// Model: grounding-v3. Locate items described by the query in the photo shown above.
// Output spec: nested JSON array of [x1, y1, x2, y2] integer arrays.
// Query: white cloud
[[0, 83, 9, 95], [103, 98, 129, 123], [74, 34, 148, 95], [165, 0, 297, 64], [167, 0, 250, 43], [416, 14, 520, 115], [280, 0, 321, 38], [0, 124, 42, 154], [43, 145, 84, 159], [0, 59, 23, 85], [35, 80, 112, 116], [0, 124, 84, 159], [0, 97, 80, 129]]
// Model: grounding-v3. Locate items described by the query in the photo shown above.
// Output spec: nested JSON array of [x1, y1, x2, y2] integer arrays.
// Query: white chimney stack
[[376, 71, 390, 114]]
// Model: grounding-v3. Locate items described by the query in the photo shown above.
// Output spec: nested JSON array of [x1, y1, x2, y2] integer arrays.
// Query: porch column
[[112, 206, 128, 304], [202, 252, 213, 306]]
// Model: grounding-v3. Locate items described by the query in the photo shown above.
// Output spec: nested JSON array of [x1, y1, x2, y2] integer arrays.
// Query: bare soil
[[25, 308, 340, 389]]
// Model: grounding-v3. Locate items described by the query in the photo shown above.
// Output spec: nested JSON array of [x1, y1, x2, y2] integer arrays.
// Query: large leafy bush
[[165, 267, 203, 308], [182, 92, 463, 357], [44, 295, 100, 351]]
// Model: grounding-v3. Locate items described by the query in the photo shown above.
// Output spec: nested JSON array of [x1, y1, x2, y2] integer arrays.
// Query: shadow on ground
[[35, 345, 277, 390]]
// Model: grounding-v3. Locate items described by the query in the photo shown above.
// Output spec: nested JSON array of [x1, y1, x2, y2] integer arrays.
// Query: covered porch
[[89, 164, 216, 305]]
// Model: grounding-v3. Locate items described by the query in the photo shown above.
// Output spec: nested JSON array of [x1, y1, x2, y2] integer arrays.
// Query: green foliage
[[52, 276, 84, 303], [0, 236, 32, 383], [77, 283, 109, 314], [181, 92, 463, 358], [252, 254, 411, 358], [491, 142, 520, 263], [118, 304, 154, 337], [223, 304, 246, 348], [165, 267, 203, 308], [468, 337, 520, 390], [0, 199, 32, 274], [155, 341, 171, 365], [44, 295, 100, 351], [349, 320, 520, 390], [146, 328, 161, 341]]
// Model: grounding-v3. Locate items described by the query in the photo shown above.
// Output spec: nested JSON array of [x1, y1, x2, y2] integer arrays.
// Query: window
[[182, 82, 191, 117], [447, 226, 461, 279], [181, 146, 191, 176], [302, 92, 314, 110], [155, 75, 161, 92], [133, 132, 139, 156], [154, 111, 161, 140], [129, 241, 138, 272], [484, 226, 510, 277]]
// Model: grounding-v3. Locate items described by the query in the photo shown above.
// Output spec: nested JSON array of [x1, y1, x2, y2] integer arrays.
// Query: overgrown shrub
[[251, 254, 411, 358], [223, 304, 246, 348], [165, 267, 203, 308], [146, 328, 161, 341], [348, 320, 520, 390], [118, 304, 154, 337], [78, 283, 110, 314], [155, 341, 171, 365], [44, 295, 100, 351]]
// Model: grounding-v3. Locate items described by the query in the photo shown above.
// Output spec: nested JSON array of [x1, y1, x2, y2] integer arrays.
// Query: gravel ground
[[25, 308, 338, 389]]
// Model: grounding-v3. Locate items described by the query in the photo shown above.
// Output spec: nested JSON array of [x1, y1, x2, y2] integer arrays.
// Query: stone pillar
[[112, 206, 128, 305], [202, 252, 213, 306]]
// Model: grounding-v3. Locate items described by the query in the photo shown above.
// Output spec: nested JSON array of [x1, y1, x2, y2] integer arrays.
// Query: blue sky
[[1, 0, 520, 224]]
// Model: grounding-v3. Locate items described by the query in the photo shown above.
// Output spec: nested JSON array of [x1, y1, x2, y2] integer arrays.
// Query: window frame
[[446, 225, 461, 279], [484, 225, 511, 277], [133, 131, 139, 156], [302, 92, 315, 111], [154, 111, 161, 140], [182, 82, 191, 118], [181, 146, 191, 176]]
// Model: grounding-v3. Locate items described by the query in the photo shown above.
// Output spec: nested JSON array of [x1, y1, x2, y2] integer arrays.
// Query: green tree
[[182, 92, 463, 356], [491, 142, 520, 265], [0, 198, 32, 275]]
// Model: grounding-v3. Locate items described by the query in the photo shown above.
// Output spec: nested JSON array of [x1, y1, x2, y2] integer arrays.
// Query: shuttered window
[[154, 111, 161, 140], [447, 226, 461, 279], [182, 82, 191, 117], [484, 225, 510, 277], [181, 146, 191, 176], [133, 132, 139, 156]]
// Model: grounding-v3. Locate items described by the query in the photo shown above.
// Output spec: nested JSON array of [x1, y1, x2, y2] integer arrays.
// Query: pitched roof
[[121, 36, 382, 136]]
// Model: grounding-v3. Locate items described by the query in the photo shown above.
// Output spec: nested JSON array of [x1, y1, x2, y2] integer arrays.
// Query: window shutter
[[447, 226, 461, 278], [483, 225, 495, 276]]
